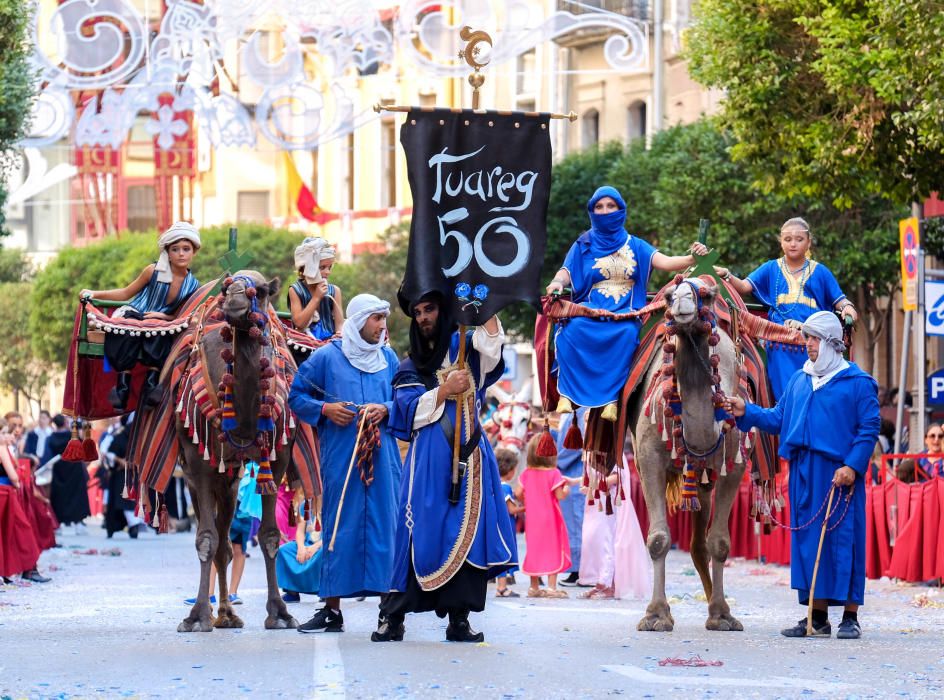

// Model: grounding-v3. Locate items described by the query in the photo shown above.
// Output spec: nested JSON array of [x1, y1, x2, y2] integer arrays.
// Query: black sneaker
[[298, 607, 343, 633], [836, 618, 861, 639], [370, 615, 405, 642], [445, 619, 484, 643], [559, 572, 581, 587], [781, 617, 830, 638]]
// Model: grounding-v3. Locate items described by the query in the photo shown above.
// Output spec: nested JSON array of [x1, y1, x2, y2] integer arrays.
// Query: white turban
[[341, 294, 391, 373], [801, 311, 848, 386], [294, 237, 337, 284], [155, 221, 201, 283]]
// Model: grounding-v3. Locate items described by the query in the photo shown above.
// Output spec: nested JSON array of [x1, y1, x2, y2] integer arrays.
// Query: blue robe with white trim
[[388, 331, 517, 593], [287, 340, 401, 599], [736, 364, 879, 606]]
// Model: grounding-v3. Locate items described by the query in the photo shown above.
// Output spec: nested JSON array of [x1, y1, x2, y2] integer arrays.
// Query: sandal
[[495, 588, 521, 598], [546, 589, 569, 599], [527, 587, 548, 598]]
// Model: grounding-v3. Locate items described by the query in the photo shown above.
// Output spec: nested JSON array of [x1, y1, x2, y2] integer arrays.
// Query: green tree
[[0, 281, 50, 404], [30, 224, 313, 367], [0, 0, 35, 237], [686, 0, 944, 208], [0, 246, 33, 282]]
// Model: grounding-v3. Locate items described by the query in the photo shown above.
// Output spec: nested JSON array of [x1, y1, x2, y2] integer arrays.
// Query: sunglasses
[[927, 433, 942, 439]]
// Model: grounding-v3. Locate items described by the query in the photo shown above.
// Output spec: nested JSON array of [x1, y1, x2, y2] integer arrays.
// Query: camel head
[[221, 270, 281, 331], [493, 381, 533, 454], [664, 276, 717, 332]]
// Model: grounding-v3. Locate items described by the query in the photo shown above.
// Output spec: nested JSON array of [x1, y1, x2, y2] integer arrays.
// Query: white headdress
[[341, 294, 390, 373], [801, 311, 848, 386], [155, 221, 201, 283], [294, 237, 337, 284]]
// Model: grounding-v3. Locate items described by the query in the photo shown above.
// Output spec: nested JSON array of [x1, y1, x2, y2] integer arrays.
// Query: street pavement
[[2, 518, 943, 699]]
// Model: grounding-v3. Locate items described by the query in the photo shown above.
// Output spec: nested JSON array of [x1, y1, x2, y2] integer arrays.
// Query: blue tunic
[[128, 268, 199, 315], [287, 340, 401, 599], [747, 259, 846, 399], [556, 233, 657, 407], [388, 331, 517, 592], [736, 364, 879, 606], [289, 280, 338, 340]]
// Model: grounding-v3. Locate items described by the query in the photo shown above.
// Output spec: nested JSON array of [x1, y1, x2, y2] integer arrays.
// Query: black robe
[[47, 430, 91, 525]]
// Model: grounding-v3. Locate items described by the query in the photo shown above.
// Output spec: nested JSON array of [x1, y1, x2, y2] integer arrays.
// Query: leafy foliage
[[0, 0, 35, 237], [0, 246, 33, 282], [686, 0, 944, 208], [0, 281, 50, 402]]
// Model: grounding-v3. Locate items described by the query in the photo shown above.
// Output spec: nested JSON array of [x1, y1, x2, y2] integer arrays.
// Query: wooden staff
[[449, 327, 468, 504], [806, 484, 838, 635], [328, 409, 369, 552]]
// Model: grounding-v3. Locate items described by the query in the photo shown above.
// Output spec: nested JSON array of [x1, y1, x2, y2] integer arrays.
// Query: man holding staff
[[288, 294, 401, 634], [372, 289, 517, 643], [725, 311, 879, 639]]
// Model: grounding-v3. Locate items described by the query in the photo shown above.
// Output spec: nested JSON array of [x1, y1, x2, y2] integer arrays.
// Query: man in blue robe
[[372, 290, 517, 643], [726, 311, 879, 639], [289, 294, 401, 634]]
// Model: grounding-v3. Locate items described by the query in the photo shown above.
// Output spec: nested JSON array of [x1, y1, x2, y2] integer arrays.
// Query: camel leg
[[178, 476, 217, 633], [690, 486, 713, 601], [636, 435, 674, 632], [704, 466, 745, 632], [213, 481, 244, 629], [261, 487, 297, 630]]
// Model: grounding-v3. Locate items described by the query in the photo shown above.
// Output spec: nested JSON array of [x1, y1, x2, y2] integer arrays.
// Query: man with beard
[[289, 294, 401, 634], [371, 289, 517, 643]]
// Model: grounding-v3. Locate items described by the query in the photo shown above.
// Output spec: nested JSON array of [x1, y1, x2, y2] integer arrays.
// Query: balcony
[[554, 1, 650, 49]]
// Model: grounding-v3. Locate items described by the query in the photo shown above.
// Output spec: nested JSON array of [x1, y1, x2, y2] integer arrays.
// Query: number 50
[[437, 208, 530, 279]]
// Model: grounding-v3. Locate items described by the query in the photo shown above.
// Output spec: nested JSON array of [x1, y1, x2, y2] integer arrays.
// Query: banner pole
[[449, 327, 468, 504]]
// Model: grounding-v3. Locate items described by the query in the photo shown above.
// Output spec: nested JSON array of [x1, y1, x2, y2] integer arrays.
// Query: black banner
[[400, 108, 551, 326]]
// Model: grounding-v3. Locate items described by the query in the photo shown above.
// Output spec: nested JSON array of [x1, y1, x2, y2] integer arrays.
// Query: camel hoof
[[637, 614, 675, 632], [214, 612, 244, 629], [705, 615, 743, 632], [178, 617, 214, 633], [265, 614, 299, 630]]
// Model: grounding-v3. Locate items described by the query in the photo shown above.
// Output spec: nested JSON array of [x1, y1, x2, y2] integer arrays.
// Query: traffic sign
[[900, 217, 920, 311], [926, 281, 944, 336], [928, 367, 944, 405]]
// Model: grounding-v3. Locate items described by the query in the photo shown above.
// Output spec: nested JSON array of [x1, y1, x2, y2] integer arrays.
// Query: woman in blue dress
[[545, 186, 707, 420], [287, 237, 345, 342], [717, 217, 857, 399]]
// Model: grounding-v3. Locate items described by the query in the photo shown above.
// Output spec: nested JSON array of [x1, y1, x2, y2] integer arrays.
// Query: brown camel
[[630, 278, 747, 633], [177, 270, 298, 633]]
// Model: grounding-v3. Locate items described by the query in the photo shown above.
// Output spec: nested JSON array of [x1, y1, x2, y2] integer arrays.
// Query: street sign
[[926, 281, 944, 336], [927, 367, 944, 405], [900, 217, 920, 311], [500, 346, 518, 381]]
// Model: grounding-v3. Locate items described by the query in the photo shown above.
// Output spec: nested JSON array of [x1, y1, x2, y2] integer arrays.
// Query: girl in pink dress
[[520, 435, 574, 598]]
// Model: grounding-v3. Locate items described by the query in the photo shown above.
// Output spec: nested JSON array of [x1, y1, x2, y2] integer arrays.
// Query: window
[[126, 184, 157, 233], [516, 49, 536, 97], [237, 191, 269, 222], [627, 101, 647, 142], [380, 119, 396, 208], [582, 108, 600, 149]]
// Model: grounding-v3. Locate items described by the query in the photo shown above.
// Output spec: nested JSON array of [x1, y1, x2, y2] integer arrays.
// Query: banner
[[400, 108, 551, 325]]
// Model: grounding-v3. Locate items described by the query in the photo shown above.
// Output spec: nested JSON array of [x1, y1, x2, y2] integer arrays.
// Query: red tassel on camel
[[562, 419, 583, 450], [535, 423, 558, 458], [62, 421, 86, 462], [82, 423, 98, 462], [158, 504, 169, 534]]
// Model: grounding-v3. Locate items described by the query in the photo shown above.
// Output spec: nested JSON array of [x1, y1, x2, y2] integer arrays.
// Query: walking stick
[[328, 409, 369, 552], [806, 484, 838, 635], [449, 327, 468, 505]]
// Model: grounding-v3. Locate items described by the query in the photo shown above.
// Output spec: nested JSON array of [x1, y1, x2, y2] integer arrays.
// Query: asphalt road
[[2, 518, 942, 699]]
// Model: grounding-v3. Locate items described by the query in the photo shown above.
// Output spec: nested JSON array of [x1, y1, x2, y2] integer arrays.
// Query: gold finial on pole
[[458, 26, 492, 111]]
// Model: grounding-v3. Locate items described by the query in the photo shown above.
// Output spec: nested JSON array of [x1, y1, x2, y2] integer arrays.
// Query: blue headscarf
[[586, 186, 628, 256]]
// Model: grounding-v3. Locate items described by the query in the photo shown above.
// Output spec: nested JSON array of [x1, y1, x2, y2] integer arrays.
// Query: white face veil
[[155, 222, 201, 283], [294, 237, 336, 284], [340, 294, 391, 373], [801, 311, 848, 383]]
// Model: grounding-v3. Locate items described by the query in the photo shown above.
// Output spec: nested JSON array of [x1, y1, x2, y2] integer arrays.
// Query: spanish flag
[[284, 152, 336, 224]]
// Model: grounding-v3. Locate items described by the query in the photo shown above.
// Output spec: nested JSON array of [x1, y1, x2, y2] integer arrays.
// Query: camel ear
[[266, 277, 281, 301]]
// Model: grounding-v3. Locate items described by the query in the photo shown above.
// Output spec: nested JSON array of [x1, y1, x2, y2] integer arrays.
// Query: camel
[[177, 271, 299, 633], [487, 381, 534, 460], [630, 278, 748, 633]]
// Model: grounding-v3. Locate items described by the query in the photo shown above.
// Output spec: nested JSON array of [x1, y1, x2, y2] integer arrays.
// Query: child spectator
[[0, 423, 44, 583], [276, 487, 322, 602], [520, 435, 574, 598], [495, 448, 523, 598]]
